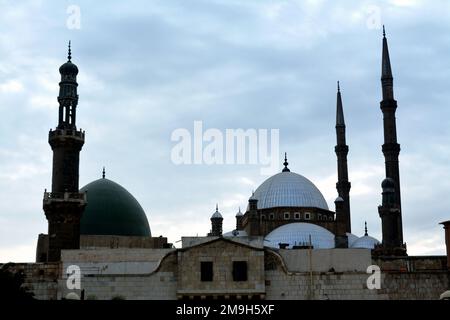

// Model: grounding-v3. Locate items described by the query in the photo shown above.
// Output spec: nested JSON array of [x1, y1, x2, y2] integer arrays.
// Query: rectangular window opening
[[233, 261, 248, 282], [201, 261, 213, 282]]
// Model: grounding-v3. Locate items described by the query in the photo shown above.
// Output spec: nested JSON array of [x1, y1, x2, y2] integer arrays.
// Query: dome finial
[[102, 167, 105, 179], [282, 152, 290, 172], [216, 203, 218, 212], [364, 221, 368, 236], [383, 25, 386, 38], [337, 80, 340, 92], [68, 40, 72, 61]]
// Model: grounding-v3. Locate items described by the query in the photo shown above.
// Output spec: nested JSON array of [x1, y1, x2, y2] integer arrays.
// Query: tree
[[0, 263, 34, 300]]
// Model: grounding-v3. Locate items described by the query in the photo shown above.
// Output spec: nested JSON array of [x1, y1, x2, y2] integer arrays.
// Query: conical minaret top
[[336, 81, 345, 128], [381, 26, 394, 100]]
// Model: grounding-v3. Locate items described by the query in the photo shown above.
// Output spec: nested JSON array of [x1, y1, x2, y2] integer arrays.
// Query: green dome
[[80, 178, 151, 236]]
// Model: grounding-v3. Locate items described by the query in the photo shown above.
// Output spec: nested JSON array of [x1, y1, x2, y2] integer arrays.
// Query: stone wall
[[265, 270, 448, 300], [80, 235, 169, 249], [1, 262, 59, 300], [7, 244, 449, 300], [266, 270, 381, 300], [265, 250, 449, 300], [58, 250, 178, 300]]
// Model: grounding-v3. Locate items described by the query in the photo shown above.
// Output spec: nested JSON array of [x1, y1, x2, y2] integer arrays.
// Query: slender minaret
[[335, 81, 351, 233], [43, 42, 86, 262], [379, 26, 403, 245]]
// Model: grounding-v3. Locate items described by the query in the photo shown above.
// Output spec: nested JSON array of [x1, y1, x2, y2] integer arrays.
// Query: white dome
[[346, 232, 359, 247], [264, 222, 335, 249], [351, 235, 380, 249], [252, 172, 328, 210]]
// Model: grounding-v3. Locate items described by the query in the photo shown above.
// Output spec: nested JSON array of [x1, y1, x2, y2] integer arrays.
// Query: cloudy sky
[[1, 0, 449, 262]]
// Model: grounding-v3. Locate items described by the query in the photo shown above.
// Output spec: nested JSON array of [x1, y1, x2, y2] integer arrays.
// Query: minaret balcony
[[43, 191, 87, 205], [49, 128, 85, 140]]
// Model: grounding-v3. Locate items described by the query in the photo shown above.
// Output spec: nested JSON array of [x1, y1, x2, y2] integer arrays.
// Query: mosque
[[1, 31, 450, 300]]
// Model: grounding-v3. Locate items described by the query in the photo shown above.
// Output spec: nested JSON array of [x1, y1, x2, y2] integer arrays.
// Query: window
[[294, 212, 301, 220], [318, 214, 322, 220], [269, 213, 275, 220], [284, 212, 290, 220], [201, 262, 213, 281], [233, 261, 248, 281], [304, 212, 311, 220]]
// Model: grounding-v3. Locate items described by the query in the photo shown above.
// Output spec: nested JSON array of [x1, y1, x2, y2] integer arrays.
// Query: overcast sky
[[1, 0, 450, 262]]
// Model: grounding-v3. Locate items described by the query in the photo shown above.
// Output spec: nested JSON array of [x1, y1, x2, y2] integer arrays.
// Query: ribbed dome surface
[[264, 222, 335, 249], [351, 235, 380, 249], [252, 172, 329, 210]]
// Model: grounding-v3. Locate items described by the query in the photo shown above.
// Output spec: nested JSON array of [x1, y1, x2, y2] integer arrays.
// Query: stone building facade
[[3, 237, 448, 300]]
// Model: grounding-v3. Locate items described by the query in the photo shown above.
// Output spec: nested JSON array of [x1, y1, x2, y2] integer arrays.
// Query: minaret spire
[[335, 82, 351, 237], [282, 152, 290, 172], [68, 40, 72, 61]]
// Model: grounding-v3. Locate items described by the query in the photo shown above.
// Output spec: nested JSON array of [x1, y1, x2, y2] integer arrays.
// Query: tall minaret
[[335, 81, 351, 234], [43, 42, 86, 262], [379, 27, 403, 245]]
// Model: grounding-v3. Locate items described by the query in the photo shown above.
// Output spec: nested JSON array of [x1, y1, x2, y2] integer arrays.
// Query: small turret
[[235, 207, 243, 230], [209, 204, 223, 237]]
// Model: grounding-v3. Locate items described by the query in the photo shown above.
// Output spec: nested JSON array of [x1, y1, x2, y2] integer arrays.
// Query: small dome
[[211, 205, 222, 219], [65, 292, 80, 300], [252, 172, 328, 210], [59, 61, 79, 75], [351, 235, 380, 249], [381, 177, 395, 189], [264, 222, 335, 249], [346, 232, 359, 247], [80, 178, 151, 236], [335, 196, 344, 202], [236, 208, 243, 217]]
